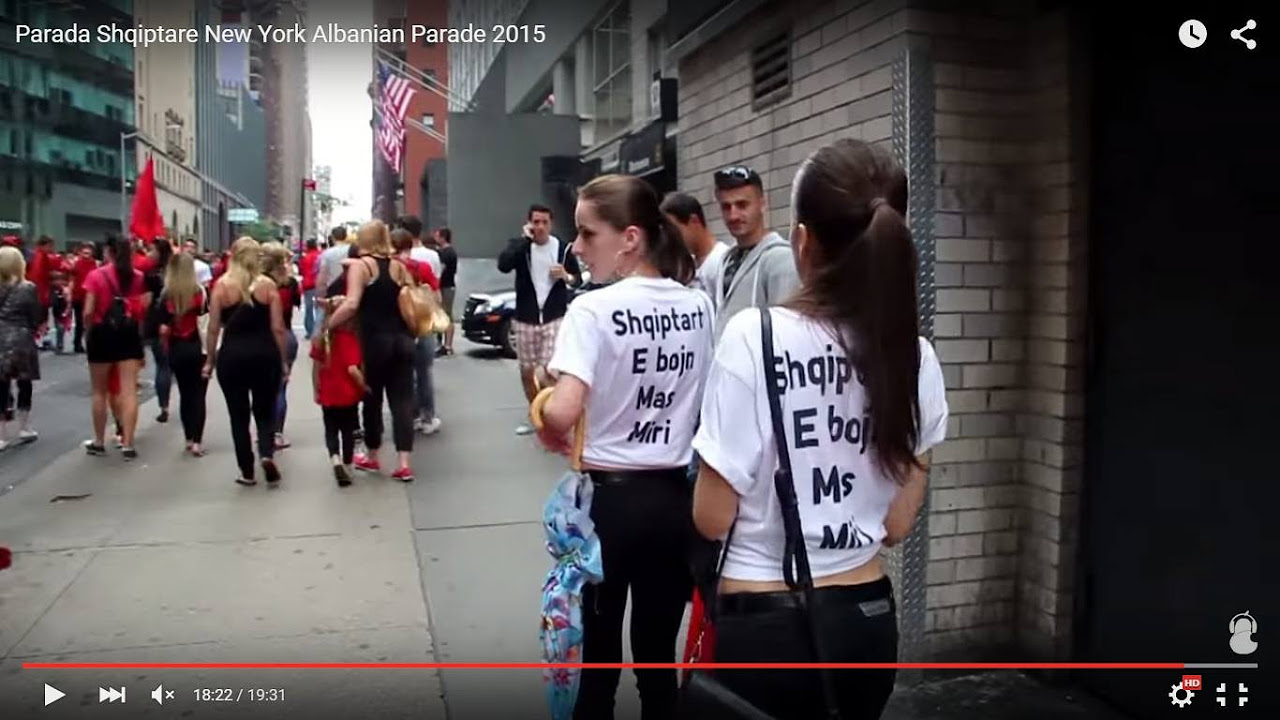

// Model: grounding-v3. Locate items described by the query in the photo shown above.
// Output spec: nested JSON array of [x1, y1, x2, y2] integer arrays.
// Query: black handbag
[[678, 308, 843, 720]]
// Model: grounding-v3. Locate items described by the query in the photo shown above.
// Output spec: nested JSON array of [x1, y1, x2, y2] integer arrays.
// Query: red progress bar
[[22, 662, 1185, 670]]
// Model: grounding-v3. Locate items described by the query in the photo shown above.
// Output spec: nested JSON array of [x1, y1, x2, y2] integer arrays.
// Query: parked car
[[462, 273, 597, 358]]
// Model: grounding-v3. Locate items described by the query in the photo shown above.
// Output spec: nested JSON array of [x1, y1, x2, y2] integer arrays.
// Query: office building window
[[592, 2, 632, 140], [422, 113, 435, 128], [423, 68, 437, 85]]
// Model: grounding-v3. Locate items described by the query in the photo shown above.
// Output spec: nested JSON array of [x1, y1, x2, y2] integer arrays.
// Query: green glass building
[[0, 0, 135, 247]]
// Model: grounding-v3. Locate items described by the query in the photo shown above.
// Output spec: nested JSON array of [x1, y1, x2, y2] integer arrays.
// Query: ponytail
[[789, 139, 921, 483], [847, 200, 921, 481], [651, 214, 695, 285], [110, 235, 134, 294]]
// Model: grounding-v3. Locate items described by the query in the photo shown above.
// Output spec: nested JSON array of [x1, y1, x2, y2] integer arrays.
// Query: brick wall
[[676, 0, 1088, 661], [677, 0, 909, 232], [919, 7, 1087, 659]]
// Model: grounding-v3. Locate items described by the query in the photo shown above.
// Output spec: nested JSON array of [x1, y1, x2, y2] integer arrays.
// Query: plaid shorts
[[514, 319, 561, 370]]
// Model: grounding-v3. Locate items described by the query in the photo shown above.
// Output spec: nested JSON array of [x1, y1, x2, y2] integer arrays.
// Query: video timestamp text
[[193, 688, 286, 702]]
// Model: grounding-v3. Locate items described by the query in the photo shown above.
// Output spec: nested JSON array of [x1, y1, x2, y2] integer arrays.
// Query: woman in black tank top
[[203, 237, 290, 486], [325, 220, 417, 482]]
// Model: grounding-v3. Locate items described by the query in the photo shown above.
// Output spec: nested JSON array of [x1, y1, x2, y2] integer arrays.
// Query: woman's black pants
[[361, 332, 415, 453], [168, 338, 207, 443], [573, 468, 692, 720], [712, 577, 899, 720], [217, 350, 280, 480]]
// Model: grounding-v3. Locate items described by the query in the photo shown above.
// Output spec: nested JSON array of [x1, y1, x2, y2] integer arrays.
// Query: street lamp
[[119, 124, 180, 232]]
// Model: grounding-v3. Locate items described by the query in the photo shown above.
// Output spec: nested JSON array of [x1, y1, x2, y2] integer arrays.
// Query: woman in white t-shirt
[[534, 174, 714, 719], [692, 139, 949, 719]]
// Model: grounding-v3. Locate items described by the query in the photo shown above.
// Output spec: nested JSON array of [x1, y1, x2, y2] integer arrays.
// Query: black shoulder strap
[[760, 308, 843, 720]]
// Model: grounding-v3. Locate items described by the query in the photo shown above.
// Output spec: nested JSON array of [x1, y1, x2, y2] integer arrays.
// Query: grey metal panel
[[890, 35, 936, 667]]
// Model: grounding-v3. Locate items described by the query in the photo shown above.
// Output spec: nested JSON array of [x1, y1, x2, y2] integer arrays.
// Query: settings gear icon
[[1169, 682, 1195, 708]]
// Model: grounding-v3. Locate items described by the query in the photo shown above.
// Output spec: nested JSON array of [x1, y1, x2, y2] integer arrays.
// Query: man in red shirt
[[69, 243, 99, 353], [298, 238, 321, 339], [25, 236, 56, 347]]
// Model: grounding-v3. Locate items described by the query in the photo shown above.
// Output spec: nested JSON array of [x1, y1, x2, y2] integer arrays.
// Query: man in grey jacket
[[710, 165, 800, 342]]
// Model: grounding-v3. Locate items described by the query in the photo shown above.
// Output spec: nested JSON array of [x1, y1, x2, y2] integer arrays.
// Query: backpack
[[101, 269, 139, 333]]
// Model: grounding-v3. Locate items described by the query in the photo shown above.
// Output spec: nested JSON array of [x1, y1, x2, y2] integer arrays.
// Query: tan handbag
[[391, 258, 451, 337]]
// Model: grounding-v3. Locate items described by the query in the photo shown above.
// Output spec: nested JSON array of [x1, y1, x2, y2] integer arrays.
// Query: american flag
[[376, 61, 415, 173]]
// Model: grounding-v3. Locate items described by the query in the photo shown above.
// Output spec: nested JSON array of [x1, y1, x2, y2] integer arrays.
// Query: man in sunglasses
[[711, 165, 799, 342]]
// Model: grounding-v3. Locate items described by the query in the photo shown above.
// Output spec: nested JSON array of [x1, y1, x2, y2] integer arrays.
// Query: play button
[[44, 683, 65, 706]]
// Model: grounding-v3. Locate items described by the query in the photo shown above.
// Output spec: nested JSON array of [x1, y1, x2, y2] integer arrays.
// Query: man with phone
[[497, 204, 581, 435]]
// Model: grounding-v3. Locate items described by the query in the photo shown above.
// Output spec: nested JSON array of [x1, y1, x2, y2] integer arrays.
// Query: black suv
[[462, 276, 599, 358]]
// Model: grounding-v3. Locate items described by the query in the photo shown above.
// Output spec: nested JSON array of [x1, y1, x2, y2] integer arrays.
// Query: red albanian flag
[[129, 156, 165, 244]]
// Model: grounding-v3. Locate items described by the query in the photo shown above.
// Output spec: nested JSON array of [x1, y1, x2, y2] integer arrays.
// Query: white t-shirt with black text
[[549, 275, 715, 470], [692, 308, 948, 582]]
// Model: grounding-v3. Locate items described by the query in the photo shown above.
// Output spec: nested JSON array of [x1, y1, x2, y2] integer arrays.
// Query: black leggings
[[168, 338, 207, 443], [712, 577, 899, 720], [0, 380, 32, 414], [217, 350, 281, 479], [322, 405, 359, 464], [574, 469, 692, 720], [361, 332, 415, 453]]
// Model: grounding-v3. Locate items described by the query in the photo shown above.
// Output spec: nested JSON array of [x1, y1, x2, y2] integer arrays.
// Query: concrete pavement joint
[[412, 520, 541, 533], [2, 548, 101, 661], [408, 527, 456, 720], [6, 623, 435, 661], [7, 531, 351, 555]]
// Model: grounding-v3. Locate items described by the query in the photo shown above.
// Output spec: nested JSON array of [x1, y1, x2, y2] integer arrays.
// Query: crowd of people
[[2, 136, 947, 719], [0, 215, 458, 487], [522, 138, 949, 719]]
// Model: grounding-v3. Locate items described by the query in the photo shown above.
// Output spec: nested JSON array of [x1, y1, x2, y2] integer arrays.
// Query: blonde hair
[[0, 246, 26, 285], [163, 252, 200, 316], [356, 220, 393, 257], [260, 241, 292, 284], [225, 236, 261, 302]]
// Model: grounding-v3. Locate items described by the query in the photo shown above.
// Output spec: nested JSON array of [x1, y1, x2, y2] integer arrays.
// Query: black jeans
[[72, 299, 85, 351], [217, 350, 281, 479], [0, 380, 32, 413], [168, 338, 207, 443], [574, 468, 693, 720], [361, 332, 415, 452], [322, 405, 359, 464], [712, 577, 899, 720]]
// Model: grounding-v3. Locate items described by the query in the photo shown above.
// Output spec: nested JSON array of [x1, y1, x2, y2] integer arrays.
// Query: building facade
[[254, 0, 312, 239], [133, 0, 200, 240], [453, 6, 1272, 719], [193, 0, 266, 251], [0, 0, 135, 247], [310, 163, 333, 240], [403, 0, 449, 228]]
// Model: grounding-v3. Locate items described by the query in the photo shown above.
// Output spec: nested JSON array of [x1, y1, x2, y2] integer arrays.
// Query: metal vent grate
[[751, 31, 792, 109]]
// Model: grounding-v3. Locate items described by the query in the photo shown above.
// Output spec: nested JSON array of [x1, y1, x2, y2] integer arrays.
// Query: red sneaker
[[390, 467, 415, 483], [353, 454, 382, 473]]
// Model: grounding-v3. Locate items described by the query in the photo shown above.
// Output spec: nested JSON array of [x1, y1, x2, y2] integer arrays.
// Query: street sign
[[227, 207, 259, 223]]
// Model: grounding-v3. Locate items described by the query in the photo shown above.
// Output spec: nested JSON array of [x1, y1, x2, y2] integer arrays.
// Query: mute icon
[[151, 684, 173, 705]]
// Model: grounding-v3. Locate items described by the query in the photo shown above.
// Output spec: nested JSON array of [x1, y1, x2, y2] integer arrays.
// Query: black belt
[[717, 577, 893, 616], [587, 468, 687, 487]]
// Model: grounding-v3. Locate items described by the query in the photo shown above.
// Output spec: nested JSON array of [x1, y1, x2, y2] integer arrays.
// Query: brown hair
[[789, 139, 920, 482], [578, 175, 694, 285], [390, 228, 414, 254]]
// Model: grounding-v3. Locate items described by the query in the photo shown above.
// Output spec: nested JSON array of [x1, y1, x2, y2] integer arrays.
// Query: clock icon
[[1180, 19, 1208, 48]]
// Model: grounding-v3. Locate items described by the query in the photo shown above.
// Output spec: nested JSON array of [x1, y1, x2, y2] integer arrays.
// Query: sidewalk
[[0, 344, 447, 718]]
